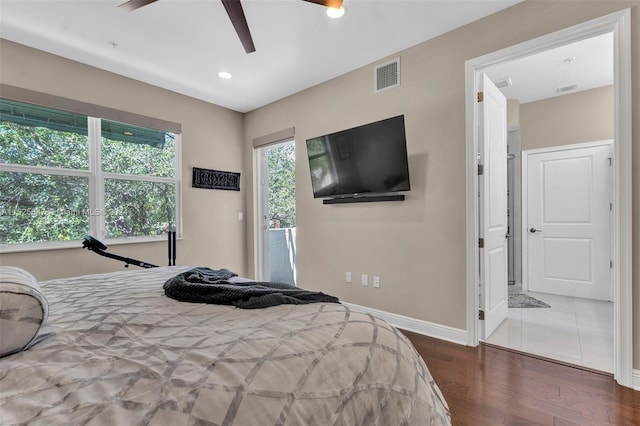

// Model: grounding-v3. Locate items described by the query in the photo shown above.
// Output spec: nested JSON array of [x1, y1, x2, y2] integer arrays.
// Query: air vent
[[557, 83, 578, 94], [374, 57, 400, 93], [493, 77, 513, 89]]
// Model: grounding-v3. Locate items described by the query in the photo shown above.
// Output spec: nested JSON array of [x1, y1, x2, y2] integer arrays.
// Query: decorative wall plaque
[[192, 167, 240, 191]]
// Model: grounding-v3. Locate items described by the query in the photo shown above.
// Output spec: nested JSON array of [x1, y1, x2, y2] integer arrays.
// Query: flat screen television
[[305, 115, 410, 199]]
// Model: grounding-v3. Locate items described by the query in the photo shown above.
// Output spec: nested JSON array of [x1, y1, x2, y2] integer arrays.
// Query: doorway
[[256, 140, 297, 285], [489, 140, 614, 371], [465, 10, 632, 387]]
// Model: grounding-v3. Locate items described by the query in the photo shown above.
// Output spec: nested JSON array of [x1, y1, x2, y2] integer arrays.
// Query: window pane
[[0, 121, 89, 170], [0, 172, 90, 244], [101, 120, 176, 178], [104, 179, 175, 238]]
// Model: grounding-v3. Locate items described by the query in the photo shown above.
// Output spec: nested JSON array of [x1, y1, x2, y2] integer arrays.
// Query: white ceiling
[[2, 1, 611, 111], [1, 0, 522, 113], [484, 32, 613, 104]]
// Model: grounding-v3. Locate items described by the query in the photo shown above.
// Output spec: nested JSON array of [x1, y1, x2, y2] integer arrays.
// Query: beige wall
[[244, 1, 640, 368], [0, 40, 247, 280], [521, 85, 614, 150]]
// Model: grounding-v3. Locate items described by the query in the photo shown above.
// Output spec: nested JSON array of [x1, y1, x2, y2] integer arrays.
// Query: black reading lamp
[[168, 229, 176, 266], [82, 235, 171, 269]]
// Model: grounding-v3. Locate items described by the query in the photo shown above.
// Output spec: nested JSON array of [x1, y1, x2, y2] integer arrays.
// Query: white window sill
[[0, 235, 180, 254]]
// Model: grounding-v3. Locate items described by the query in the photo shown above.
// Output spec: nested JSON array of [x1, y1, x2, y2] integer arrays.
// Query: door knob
[[529, 227, 542, 233]]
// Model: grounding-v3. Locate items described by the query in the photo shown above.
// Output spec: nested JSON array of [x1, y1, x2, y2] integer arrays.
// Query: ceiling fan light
[[218, 71, 233, 79], [326, 6, 345, 19]]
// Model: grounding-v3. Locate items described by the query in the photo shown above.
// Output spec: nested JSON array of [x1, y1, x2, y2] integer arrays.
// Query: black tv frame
[[306, 115, 410, 204]]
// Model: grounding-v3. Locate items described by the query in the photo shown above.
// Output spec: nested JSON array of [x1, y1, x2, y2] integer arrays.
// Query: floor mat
[[508, 293, 551, 308]]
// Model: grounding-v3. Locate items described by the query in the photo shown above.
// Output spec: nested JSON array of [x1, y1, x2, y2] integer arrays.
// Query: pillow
[[0, 266, 49, 358]]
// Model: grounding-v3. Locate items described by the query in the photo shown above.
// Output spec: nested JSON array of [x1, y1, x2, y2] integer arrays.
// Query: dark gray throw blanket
[[163, 267, 340, 309]]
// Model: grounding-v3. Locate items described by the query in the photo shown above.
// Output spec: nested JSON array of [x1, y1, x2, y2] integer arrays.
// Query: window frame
[[0, 104, 181, 253]]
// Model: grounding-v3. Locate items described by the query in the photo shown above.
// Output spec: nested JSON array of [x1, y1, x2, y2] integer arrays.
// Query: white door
[[256, 141, 297, 285], [479, 73, 508, 339], [525, 142, 612, 300]]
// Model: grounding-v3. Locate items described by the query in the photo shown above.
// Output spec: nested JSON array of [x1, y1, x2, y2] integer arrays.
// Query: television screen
[[305, 115, 410, 199]]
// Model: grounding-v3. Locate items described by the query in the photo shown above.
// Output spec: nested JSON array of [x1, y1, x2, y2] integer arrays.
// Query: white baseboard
[[633, 369, 640, 391], [342, 302, 467, 345]]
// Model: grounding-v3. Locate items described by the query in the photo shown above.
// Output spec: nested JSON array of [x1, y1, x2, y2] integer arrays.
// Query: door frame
[[507, 128, 522, 286], [521, 140, 613, 298], [255, 139, 296, 282], [256, 145, 269, 281], [464, 9, 632, 387]]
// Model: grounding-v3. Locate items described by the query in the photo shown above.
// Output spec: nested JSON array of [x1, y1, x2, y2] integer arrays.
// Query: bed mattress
[[0, 266, 450, 425]]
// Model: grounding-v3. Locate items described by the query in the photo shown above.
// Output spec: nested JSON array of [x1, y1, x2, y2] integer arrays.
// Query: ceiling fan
[[119, 0, 344, 54]]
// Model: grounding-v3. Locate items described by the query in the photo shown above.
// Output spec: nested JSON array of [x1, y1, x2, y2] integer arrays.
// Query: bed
[[0, 266, 451, 425]]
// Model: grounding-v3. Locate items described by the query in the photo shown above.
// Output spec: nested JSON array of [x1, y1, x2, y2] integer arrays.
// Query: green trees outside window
[[0, 100, 178, 246], [267, 143, 296, 229]]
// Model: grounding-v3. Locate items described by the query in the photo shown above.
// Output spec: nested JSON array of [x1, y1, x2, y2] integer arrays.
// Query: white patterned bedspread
[[0, 266, 450, 425]]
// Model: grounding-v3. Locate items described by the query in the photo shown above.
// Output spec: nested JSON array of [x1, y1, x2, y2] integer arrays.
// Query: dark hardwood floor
[[401, 330, 640, 426]]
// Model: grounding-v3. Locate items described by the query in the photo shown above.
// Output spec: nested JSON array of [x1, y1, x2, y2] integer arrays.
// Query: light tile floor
[[484, 287, 614, 372]]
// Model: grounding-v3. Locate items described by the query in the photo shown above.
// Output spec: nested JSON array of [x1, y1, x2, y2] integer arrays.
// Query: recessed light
[[218, 71, 232, 79], [326, 6, 345, 19]]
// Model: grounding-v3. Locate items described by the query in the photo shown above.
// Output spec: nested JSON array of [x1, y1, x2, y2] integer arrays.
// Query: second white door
[[524, 142, 612, 301]]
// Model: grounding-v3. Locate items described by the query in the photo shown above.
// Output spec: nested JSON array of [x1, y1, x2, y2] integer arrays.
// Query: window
[[0, 98, 180, 249]]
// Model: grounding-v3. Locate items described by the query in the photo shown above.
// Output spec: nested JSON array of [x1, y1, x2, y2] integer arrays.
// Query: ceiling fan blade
[[118, 0, 158, 12], [221, 0, 256, 54], [302, 0, 343, 9]]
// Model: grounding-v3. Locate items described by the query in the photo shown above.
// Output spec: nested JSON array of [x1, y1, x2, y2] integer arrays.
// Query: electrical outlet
[[346, 272, 352, 283], [361, 274, 368, 286], [373, 276, 380, 288]]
